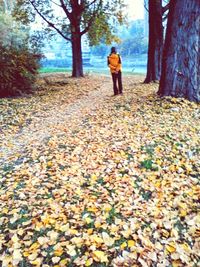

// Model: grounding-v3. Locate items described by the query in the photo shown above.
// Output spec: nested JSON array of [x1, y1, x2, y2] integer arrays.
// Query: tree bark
[[158, 0, 200, 102], [71, 32, 83, 77], [69, 2, 84, 78], [144, 0, 163, 83]]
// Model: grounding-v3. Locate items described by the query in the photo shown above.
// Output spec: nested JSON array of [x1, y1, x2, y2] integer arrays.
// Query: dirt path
[[0, 74, 128, 166]]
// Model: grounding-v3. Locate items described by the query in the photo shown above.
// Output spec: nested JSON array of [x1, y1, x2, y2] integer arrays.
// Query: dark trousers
[[111, 71, 123, 95]]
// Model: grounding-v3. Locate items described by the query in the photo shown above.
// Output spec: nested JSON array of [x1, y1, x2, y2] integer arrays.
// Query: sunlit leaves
[[0, 74, 199, 266]]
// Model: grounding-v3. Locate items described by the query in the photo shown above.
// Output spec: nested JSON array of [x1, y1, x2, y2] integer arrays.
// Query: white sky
[[32, 0, 145, 29], [125, 0, 144, 20]]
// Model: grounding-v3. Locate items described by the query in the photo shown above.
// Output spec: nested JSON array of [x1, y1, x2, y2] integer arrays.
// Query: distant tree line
[[91, 20, 148, 58]]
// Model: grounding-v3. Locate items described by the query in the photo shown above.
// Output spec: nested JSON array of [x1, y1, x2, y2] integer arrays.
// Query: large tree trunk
[[71, 30, 83, 78], [144, 0, 163, 83], [158, 0, 200, 102]]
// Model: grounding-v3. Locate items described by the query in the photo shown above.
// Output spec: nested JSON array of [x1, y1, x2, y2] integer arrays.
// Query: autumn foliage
[[0, 44, 41, 97], [0, 75, 199, 266]]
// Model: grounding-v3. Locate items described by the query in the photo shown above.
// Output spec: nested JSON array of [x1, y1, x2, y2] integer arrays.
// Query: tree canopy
[[14, 0, 126, 76]]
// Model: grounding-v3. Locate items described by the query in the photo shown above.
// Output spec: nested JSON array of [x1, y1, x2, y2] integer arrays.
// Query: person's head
[[111, 46, 116, 54]]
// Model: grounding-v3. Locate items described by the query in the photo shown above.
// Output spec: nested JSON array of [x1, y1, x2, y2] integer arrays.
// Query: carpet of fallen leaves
[[0, 73, 200, 267]]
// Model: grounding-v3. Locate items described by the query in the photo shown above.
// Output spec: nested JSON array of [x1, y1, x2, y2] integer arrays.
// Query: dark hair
[[111, 46, 116, 53]]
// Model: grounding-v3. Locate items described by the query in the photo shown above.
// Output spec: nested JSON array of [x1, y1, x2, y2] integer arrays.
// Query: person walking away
[[107, 47, 123, 95]]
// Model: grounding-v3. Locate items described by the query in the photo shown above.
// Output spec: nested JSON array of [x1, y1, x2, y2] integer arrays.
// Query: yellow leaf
[[29, 242, 40, 250], [180, 209, 187, 217], [91, 174, 97, 181], [47, 161, 53, 167], [30, 258, 42, 266], [85, 258, 93, 266], [69, 228, 78, 235], [166, 243, 176, 253], [60, 259, 68, 266], [110, 224, 119, 233], [94, 221, 101, 228], [87, 207, 98, 213], [85, 217, 93, 224], [120, 150, 126, 156], [178, 202, 187, 210], [54, 248, 63, 257], [59, 224, 69, 232], [23, 251, 30, 257], [155, 181, 161, 188], [172, 260, 182, 267], [156, 159, 162, 165], [181, 243, 191, 252], [92, 235, 103, 244], [120, 242, 127, 250], [2, 207, 8, 214], [169, 165, 176, 172], [128, 240, 135, 248], [87, 228, 93, 235], [103, 204, 112, 212], [93, 251, 108, 263]]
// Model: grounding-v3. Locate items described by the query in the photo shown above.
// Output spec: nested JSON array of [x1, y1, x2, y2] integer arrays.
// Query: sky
[[32, 0, 145, 30], [125, 0, 144, 20]]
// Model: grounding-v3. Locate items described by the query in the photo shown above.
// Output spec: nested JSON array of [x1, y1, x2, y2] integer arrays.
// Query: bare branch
[[144, 0, 149, 12], [162, 2, 170, 14], [49, 0, 61, 8], [83, 0, 98, 9], [59, 0, 72, 20], [28, 0, 71, 41]]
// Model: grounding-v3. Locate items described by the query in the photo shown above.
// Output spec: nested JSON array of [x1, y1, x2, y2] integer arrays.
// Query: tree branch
[[80, 0, 102, 35], [82, 0, 98, 9], [162, 3, 170, 14], [28, 0, 71, 41], [49, 0, 61, 8], [59, 0, 72, 21], [144, 0, 149, 12]]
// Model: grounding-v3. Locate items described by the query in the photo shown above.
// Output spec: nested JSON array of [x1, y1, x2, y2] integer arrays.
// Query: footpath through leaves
[[0, 74, 199, 267]]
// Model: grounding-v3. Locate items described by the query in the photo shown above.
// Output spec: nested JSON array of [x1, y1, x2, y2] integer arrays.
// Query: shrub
[[0, 44, 42, 97]]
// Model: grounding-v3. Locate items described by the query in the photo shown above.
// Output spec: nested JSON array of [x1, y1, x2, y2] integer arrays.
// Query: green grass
[[39, 67, 70, 73], [39, 67, 145, 76]]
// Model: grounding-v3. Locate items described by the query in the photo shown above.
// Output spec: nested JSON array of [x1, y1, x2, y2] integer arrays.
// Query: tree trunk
[[71, 30, 83, 77], [144, 0, 163, 83], [158, 0, 200, 102]]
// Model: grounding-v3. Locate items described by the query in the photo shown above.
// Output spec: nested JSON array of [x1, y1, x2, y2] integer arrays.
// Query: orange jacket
[[107, 53, 122, 73]]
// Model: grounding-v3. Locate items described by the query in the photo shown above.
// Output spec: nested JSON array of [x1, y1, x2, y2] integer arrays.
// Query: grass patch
[[39, 67, 145, 76], [39, 67, 70, 73]]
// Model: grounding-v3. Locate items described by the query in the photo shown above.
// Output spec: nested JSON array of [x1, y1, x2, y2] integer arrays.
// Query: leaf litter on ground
[[0, 73, 199, 266]]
